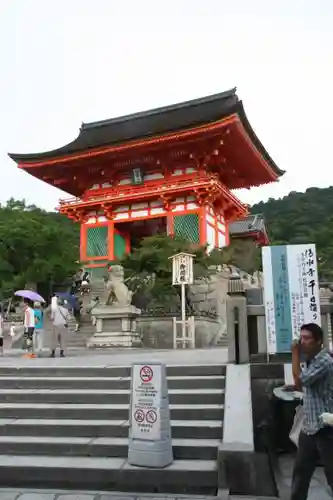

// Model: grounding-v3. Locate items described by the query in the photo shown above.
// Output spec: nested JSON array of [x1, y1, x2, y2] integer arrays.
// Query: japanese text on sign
[[303, 247, 318, 322], [171, 253, 194, 285], [262, 244, 321, 354], [131, 364, 162, 441]]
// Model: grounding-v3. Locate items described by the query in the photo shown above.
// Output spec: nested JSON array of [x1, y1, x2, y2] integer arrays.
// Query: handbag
[[289, 405, 305, 447], [57, 307, 68, 328]]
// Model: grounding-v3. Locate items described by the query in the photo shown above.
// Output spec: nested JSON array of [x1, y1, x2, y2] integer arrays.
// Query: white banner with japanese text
[[262, 244, 321, 354]]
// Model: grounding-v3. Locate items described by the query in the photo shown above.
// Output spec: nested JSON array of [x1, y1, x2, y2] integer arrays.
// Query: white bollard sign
[[131, 364, 162, 441], [128, 362, 173, 468]]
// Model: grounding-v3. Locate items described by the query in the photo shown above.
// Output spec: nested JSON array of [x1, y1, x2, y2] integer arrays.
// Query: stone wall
[[190, 267, 263, 342], [137, 315, 221, 349], [86, 266, 266, 349], [190, 268, 231, 342], [250, 363, 285, 451]]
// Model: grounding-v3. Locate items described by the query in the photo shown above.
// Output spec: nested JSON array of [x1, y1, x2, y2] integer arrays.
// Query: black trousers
[[291, 426, 333, 499], [24, 327, 35, 351]]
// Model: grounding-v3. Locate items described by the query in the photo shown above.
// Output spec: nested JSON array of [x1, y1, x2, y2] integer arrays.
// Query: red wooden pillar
[[167, 211, 174, 236], [80, 224, 87, 261], [108, 221, 114, 261], [199, 206, 207, 246]]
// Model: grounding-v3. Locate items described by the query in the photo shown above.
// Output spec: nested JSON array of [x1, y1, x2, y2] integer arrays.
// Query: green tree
[[120, 233, 262, 310], [251, 186, 333, 280], [120, 234, 223, 309], [0, 199, 80, 297], [210, 239, 262, 274]]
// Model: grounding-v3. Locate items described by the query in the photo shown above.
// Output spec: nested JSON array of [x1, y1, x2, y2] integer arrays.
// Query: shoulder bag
[[57, 307, 68, 328], [289, 404, 304, 447]]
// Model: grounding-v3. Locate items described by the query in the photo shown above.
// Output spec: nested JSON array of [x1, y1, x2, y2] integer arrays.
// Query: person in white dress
[[23, 300, 35, 353]]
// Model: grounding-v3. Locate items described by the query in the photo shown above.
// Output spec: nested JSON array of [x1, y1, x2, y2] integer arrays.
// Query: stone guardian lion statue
[[104, 265, 133, 307]]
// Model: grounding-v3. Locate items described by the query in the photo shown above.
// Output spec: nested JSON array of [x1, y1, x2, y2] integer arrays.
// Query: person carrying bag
[[289, 403, 304, 448], [50, 298, 69, 358], [286, 324, 333, 500]]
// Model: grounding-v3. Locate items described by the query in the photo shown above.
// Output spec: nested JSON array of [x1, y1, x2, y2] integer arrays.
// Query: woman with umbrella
[[15, 290, 45, 357]]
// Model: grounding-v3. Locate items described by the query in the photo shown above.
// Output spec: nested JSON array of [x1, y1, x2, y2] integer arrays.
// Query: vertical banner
[[262, 244, 321, 354]]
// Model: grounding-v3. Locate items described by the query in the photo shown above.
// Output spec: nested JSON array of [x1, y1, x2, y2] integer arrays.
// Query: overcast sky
[[1, 0, 332, 211]]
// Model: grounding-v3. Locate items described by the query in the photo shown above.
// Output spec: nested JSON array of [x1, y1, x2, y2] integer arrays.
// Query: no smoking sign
[[140, 365, 153, 383]]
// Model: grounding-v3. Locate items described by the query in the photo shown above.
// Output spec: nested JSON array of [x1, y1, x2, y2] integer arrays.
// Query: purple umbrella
[[14, 290, 46, 303]]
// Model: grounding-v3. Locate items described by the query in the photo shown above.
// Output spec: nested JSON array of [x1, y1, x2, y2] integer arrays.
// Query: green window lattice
[[173, 214, 199, 244], [86, 226, 108, 257], [114, 232, 126, 259]]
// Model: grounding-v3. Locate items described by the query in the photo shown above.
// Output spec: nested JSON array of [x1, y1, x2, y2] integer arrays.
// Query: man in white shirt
[[51, 294, 58, 313], [23, 300, 35, 354], [50, 298, 69, 358]]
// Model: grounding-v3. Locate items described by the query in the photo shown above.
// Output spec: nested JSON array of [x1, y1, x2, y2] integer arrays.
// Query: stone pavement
[[0, 348, 330, 499], [0, 347, 228, 367], [0, 491, 216, 500], [278, 455, 332, 499]]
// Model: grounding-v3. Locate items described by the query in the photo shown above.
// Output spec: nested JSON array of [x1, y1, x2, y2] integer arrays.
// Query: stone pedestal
[[87, 305, 142, 348]]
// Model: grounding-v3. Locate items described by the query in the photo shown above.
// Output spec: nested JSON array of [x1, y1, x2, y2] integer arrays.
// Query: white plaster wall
[[206, 223, 215, 252]]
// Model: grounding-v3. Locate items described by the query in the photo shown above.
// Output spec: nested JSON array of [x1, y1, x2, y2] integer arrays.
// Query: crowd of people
[[22, 296, 70, 358], [0, 269, 96, 358]]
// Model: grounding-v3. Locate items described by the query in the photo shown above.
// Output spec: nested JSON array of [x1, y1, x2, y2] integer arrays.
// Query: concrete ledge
[[222, 364, 254, 452], [218, 364, 278, 497], [218, 450, 278, 497]]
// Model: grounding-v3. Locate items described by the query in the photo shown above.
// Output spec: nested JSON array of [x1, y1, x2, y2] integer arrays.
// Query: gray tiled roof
[[229, 214, 266, 235], [8, 88, 283, 178]]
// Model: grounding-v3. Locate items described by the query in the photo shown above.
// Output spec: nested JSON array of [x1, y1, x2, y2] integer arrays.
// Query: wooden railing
[[58, 175, 248, 213]]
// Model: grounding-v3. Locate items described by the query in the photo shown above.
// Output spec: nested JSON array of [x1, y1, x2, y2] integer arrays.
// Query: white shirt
[[0, 315, 3, 338], [24, 307, 35, 328], [52, 306, 69, 327], [51, 296, 58, 312]]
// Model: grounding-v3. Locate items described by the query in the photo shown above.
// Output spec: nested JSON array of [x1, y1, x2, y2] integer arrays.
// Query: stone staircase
[[38, 317, 92, 350], [0, 364, 225, 494]]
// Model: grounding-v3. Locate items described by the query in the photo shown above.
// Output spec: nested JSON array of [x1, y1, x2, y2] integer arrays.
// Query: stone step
[[43, 330, 93, 348], [0, 455, 217, 493], [0, 418, 222, 439], [0, 375, 225, 390], [0, 436, 220, 460], [0, 403, 224, 420], [0, 364, 226, 378], [0, 388, 225, 405]]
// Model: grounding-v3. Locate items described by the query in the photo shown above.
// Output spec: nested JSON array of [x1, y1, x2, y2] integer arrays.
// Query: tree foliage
[[211, 238, 261, 274], [251, 186, 333, 280], [120, 233, 247, 311], [1, 185, 331, 304], [120, 234, 217, 304], [0, 198, 79, 297], [120, 232, 261, 309]]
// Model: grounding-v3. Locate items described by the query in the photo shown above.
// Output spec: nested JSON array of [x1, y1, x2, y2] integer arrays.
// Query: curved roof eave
[[8, 88, 238, 163], [236, 101, 285, 177], [8, 87, 284, 178]]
